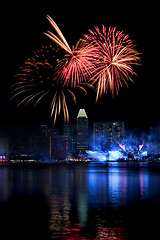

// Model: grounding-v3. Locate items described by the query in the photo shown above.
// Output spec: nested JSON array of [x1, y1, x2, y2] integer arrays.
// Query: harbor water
[[0, 162, 160, 239]]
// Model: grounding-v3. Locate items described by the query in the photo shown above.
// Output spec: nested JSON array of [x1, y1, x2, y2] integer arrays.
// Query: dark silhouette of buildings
[[63, 124, 76, 154], [0, 109, 126, 160]]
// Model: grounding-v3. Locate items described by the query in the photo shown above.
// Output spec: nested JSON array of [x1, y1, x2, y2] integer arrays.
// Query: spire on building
[[77, 109, 88, 119]]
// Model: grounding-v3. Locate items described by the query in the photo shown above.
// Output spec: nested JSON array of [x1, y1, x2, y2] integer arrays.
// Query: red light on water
[[70, 228, 80, 232]]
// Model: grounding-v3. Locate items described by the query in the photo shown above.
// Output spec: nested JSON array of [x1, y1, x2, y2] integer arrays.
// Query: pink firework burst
[[54, 40, 98, 87], [84, 25, 141, 99], [44, 15, 98, 87]]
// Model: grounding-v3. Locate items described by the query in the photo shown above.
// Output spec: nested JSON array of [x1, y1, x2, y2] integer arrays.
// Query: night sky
[[1, 1, 159, 133]]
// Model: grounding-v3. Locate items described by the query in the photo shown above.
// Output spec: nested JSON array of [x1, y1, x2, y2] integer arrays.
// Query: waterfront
[[0, 163, 160, 239]]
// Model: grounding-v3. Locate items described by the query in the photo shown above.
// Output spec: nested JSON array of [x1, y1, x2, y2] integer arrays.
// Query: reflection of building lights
[[96, 226, 125, 240], [62, 223, 126, 240], [62, 223, 84, 240], [49, 194, 70, 239]]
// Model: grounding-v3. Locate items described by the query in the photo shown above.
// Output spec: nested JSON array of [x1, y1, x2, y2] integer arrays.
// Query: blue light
[[141, 151, 147, 157], [108, 151, 124, 161], [86, 150, 124, 162], [86, 150, 107, 162]]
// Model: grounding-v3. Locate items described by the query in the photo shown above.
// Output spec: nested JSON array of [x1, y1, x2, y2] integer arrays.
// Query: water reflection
[[48, 164, 159, 239], [50, 194, 70, 239], [0, 164, 160, 239], [87, 165, 132, 207]]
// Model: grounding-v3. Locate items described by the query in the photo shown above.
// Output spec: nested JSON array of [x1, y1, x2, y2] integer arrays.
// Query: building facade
[[40, 125, 67, 160], [76, 109, 88, 152], [63, 124, 77, 154], [93, 122, 124, 151]]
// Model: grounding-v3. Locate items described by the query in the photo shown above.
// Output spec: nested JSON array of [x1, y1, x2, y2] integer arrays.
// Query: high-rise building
[[93, 122, 110, 151], [63, 124, 76, 154], [40, 125, 59, 159], [112, 122, 124, 143], [40, 125, 68, 160], [93, 122, 124, 151], [29, 135, 41, 156], [77, 109, 88, 152]]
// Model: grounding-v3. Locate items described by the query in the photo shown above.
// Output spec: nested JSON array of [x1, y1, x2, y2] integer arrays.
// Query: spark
[[44, 15, 72, 54], [44, 16, 98, 87], [83, 26, 141, 100], [11, 45, 77, 124]]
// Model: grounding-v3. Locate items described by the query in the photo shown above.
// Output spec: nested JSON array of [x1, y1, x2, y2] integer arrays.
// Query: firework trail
[[44, 15, 97, 87], [11, 45, 78, 124], [114, 138, 126, 152], [139, 139, 146, 152], [44, 15, 72, 54], [83, 25, 141, 99]]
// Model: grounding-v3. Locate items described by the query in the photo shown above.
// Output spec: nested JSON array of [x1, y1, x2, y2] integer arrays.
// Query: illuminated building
[[93, 122, 124, 151], [93, 122, 111, 151], [63, 124, 76, 154], [41, 125, 52, 158], [112, 122, 124, 143], [41, 125, 69, 160], [41, 125, 60, 159], [77, 109, 88, 152]]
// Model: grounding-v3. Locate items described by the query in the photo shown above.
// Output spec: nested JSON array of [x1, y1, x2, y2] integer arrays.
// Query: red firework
[[44, 15, 98, 87], [54, 40, 98, 87]]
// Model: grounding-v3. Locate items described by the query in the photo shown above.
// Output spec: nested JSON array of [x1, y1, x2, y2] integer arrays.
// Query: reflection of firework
[[11, 45, 76, 124], [84, 26, 141, 99]]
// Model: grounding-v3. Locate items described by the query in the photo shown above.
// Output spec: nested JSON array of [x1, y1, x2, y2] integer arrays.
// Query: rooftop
[[77, 109, 88, 119]]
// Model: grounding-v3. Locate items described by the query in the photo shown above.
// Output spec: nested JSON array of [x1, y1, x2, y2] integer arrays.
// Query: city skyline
[[0, 108, 159, 162]]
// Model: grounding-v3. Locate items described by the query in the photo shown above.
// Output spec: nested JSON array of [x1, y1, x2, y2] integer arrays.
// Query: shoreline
[[1, 160, 160, 169]]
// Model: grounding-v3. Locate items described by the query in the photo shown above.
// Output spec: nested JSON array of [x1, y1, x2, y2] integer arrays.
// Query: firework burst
[[44, 15, 97, 87], [11, 45, 78, 124], [83, 25, 141, 99]]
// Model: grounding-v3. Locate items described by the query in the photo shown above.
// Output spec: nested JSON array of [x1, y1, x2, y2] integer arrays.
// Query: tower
[[77, 109, 88, 152], [63, 123, 77, 154], [93, 122, 125, 151]]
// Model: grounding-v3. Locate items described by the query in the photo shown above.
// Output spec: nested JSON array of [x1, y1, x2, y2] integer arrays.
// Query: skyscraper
[[112, 122, 124, 143], [93, 122, 111, 151], [40, 125, 62, 159], [93, 122, 124, 151], [77, 109, 88, 152], [63, 124, 76, 154]]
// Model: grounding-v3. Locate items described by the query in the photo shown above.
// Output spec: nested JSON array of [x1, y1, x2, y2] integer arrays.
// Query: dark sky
[[1, 1, 159, 132]]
